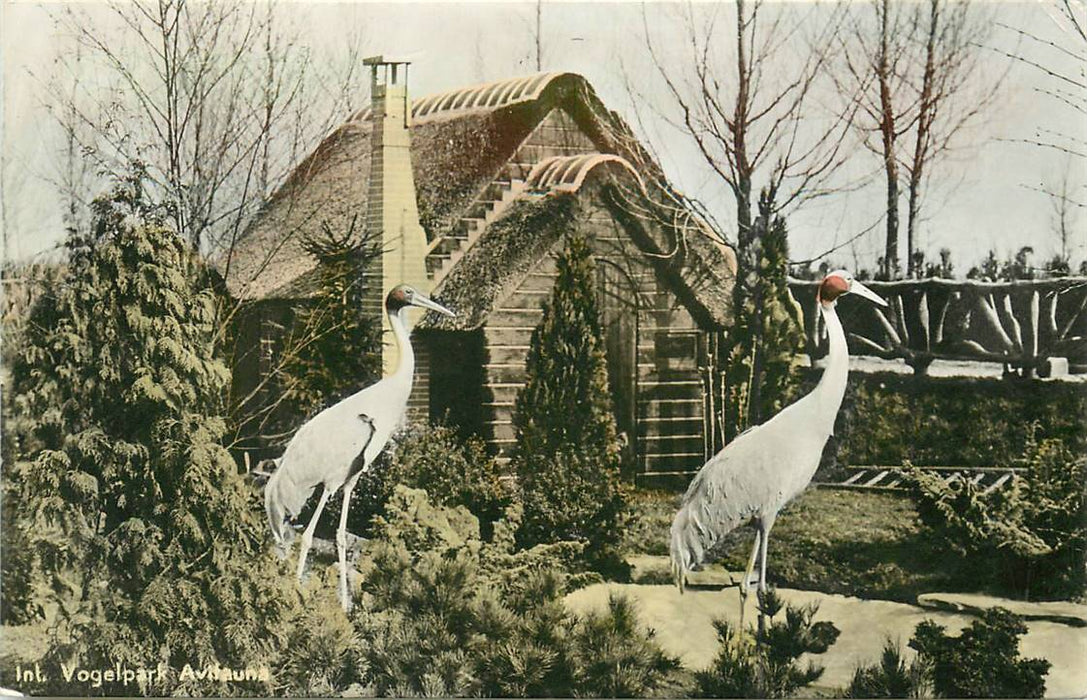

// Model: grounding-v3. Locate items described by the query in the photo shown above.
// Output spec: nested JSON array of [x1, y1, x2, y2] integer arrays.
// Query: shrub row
[[817, 371, 1087, 468]]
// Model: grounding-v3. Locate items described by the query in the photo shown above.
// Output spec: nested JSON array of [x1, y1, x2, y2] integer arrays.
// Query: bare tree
[[837, 0, 999, 279], [836, 0, 914, 278], [638, 1, 855, 247], [633, 1, 856, 437], [47, 0, 367, 258], [996, 1, 1086, 207], [904, 0, 999, 277], [1048, 159, 1083, 268]]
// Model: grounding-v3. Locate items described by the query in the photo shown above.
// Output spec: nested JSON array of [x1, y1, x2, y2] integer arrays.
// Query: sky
[[2, 0, 1085, 274]]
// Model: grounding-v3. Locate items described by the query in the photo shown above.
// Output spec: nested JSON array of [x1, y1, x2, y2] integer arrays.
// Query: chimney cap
[[364, 55, 413, 66]]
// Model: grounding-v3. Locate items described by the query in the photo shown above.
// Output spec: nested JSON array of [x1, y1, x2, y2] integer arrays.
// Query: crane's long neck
[[812, 302, 849, 434], [388, 307, 414, 387]]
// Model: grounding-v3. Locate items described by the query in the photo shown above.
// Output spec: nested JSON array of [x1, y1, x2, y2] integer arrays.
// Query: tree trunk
[[907, 0, 940, 278], [878, 0, 901, 279]]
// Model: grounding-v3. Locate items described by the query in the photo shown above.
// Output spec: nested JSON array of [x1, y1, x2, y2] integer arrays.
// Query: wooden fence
[[788, 277, 1087, 375]]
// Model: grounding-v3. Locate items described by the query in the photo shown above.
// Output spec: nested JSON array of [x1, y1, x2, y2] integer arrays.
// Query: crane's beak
[[411, 293, 456, 318], [850, 280, 889, 307]]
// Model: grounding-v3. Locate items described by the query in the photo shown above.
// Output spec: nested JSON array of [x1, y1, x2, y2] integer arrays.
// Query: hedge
[[815, 372, 1086, 469]]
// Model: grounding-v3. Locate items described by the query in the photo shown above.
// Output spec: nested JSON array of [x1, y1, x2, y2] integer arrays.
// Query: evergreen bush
[[565, 595, 681, 697], [849, 611, 1049, 698], [844, 641, 929, 698], [910, 607, 1049, 698], [278, 587, 366, 696], [384, 422, 511, 540], [354, 486, 677, 697], [255, 218, 384, 539], [5, 169, 304, 695], [722, 188, 806, 440], [309, 421, 513, 541], [693, 588, 840, 698], [277, 216, 382, 424], [826, 372, 1086, 469], [900, 426, 1086, 599], [512, 233, 628, 575]]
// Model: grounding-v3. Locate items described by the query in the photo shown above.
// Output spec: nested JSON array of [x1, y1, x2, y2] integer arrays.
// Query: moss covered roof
[[222, 72, 735, 329], [421, 170, 735, 332]]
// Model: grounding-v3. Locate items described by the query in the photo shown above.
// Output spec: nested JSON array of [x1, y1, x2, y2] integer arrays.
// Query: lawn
[[624, 486, 961, 603]]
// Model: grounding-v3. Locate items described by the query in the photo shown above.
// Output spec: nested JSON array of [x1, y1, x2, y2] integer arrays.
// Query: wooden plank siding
[[505, 108, 598, 180], [478, 195, 710, 478]]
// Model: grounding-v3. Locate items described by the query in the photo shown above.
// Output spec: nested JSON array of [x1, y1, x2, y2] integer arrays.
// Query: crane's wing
[[669, 428, 764, 591], [346, 413, 377, 479], [265, 411, 377, 545]]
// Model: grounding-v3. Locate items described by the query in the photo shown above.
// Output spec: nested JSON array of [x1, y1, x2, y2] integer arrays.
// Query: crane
[[264, 284, 455, 610], [670, 270, 887, 625]]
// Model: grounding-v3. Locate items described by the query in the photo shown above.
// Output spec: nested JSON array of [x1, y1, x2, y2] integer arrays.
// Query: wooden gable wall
[[466, 185, 715, 478]]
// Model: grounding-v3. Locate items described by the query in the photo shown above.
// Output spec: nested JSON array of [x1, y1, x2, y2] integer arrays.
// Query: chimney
[[364, 56, 431, 376]]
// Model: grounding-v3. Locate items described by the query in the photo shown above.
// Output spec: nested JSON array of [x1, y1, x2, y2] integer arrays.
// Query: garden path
[[564, 582, 1087, 698]]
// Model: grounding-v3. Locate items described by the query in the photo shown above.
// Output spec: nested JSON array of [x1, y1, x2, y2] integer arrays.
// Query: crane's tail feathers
[[670, 513, 695, 595], [264, 468, 309, 547], [264, 472, 289, 547]]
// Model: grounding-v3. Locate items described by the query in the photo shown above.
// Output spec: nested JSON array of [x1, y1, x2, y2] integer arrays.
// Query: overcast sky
[[3, 1, 1084, 273]]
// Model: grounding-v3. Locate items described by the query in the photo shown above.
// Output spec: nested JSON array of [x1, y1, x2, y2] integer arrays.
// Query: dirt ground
[[565, 582, 1087, 698]]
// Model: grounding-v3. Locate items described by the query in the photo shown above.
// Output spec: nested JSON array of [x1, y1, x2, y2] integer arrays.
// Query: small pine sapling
[[909, 607, 1049, 698], [694, 587, 840, 698], [845, 640, 929, 698]]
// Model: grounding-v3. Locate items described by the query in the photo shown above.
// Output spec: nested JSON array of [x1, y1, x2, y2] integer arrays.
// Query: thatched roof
[[421, 194, 578, 331], [224, 74, 584, 299], [222, 71, 735, 327]]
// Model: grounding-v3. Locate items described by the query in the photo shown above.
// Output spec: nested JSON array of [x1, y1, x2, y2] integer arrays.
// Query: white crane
[[670, 270, 887, 624], [264, 284, 454, 610]]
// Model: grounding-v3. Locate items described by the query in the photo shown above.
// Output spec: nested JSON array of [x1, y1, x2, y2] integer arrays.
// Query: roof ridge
[[348, 71, 578, 123], [525, 153, 647, 194]]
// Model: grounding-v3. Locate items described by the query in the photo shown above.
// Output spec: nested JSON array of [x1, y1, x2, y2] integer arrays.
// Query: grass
[[624, 486, 961, 603]]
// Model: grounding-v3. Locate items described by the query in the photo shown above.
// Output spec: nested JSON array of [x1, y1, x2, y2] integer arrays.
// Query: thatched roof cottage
[[225, 67, 736, 484]]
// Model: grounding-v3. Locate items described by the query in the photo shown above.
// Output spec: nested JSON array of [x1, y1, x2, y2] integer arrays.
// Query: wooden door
[[597, 262, 639, 475]]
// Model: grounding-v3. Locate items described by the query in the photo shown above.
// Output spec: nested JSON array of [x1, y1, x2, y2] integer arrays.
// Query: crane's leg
[[297, 487, 332, 582], [337, 471, 363, 613], [739, 528, 762, 633], [756, 514, 777, 637]]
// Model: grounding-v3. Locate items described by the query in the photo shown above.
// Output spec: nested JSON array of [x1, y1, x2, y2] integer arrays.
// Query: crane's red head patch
[[386, 285, 414, 312], [817, 274, 849, 305]]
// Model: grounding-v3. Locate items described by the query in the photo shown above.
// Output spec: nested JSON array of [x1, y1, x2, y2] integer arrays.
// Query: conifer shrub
[[844, 641, 929, 698], [383, 422, 511, 540], [899, 426, 1086, 599], [353, 486, 677, 698], [5, 169, 306, 695], [722, 188, 806, 440], [830, 373, 1087, 469], [565, 594, 681, 697], [693, 588, 840, 698], [845, 607, 1051, 699], [909, 608, 1049, 698], [250, 218, 384, 538], [277, 216, 382, 424], [512, 233, 628, 576], [278, 587, 366, 696], [311, 421, 513, 541]]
